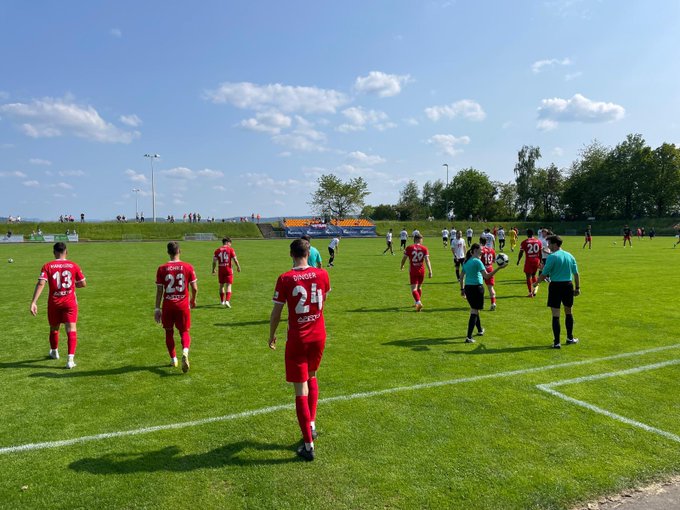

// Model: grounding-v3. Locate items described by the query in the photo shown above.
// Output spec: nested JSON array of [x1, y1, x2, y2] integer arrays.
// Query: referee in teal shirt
[[534, 235, 581, 349]]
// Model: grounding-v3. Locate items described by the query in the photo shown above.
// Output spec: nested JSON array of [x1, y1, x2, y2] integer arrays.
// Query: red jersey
[[39, 259, 85, 308], [273, 267, 331, 344], [213, 246, 236, 273], [404, 244, 429, 273], [520, 238, 542, 260], [481, 246, 496, 271], [156, 261, 197, 310]]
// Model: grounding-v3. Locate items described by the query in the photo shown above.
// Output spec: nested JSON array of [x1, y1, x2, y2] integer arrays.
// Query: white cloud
[[404, 117, 419, 126], [110, 28, 122, 38], [197, 168, 224, 179], [241, 172, 311, 191], [29, 158, 52, 166], [23, 180, 40, 187], [537, 93, 625, 130], [0, 97, 139, 143], [0, 170, 27, 178], [272, 116, 327, 152], [213, 185, 226, 191], [425, 100, 486, 121], [354, 71, 411, 97], [119, 114, 142, 127], [240, 111, 292, 134], [337, 107, 392, 132], [564, 71, 583, 81], [204, 82, 349, 114], [0, 91, 9, 100], [531, 57, 572, 73], [125, 169, 148, 183], [161, 167, 196, 180], [552, 147, 565, 157], [59, 170, 85, 176], [427, 134, 471, 156], [337, 123, 365, 133], [53, 182, 73, 190], [347, 151, 386, 166]]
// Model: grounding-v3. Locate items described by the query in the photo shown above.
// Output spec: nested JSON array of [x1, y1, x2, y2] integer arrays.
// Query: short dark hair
[[53, 242, 67, 254], [222, 237, 231, 244], [527, 229, 534, 236], [547, 235, 563, 247], [301, 235, 311, 241], [478, 236, 487, 246], [167, 241, 180, 256], [290, 238, 310, 258], [414, 233, 423, 240]]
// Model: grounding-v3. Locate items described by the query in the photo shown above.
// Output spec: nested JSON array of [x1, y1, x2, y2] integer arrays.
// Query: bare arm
[[76, 279, 86, 288], [190, 281, 198, 307], [425, 255, 433, 278], [268, 302, 284, 349], [30, 280, 46, 316], [211, 257, 217, 274], [154, 284, 163, 323], [516, 249, 524, 265], [400, 253, 408, 270], [573, 272, 580, 296], [233, 256, 241, 272], [482, 264, 506, 281]]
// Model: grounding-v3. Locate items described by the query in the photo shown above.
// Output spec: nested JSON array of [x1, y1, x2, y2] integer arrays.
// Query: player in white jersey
[[450, 227, 457, 240], [399, 228, 408, 251], [482, 228, 495, 249], [497, 227, 506, 251], [451, 230, 467, 281], [327, 236, 340, 267], [466, 227, 473, 247], [383, 229, 394, 255], [441, 228, 449, 247]]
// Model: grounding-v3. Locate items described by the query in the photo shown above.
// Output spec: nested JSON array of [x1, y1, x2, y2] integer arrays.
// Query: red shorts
[[285, 338, 325, 383], [624, 235, 631, 241], [162, 307, 191, 332], [218, 268, 233, 285], [485, 275, 495, 286], [48, 304, 78, 326], [524, 258, 540, 275], [409, 270, 425, 286]]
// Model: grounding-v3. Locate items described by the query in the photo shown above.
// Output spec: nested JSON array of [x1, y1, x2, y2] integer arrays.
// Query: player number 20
[[292, 284, 323, 314]]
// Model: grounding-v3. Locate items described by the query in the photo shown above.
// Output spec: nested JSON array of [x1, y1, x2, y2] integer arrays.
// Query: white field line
[[1, 343, 679, 456], [537, 359, 680, 444]]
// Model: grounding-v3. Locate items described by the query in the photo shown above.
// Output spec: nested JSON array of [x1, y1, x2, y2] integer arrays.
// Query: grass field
[[1, 235, 679, 509]]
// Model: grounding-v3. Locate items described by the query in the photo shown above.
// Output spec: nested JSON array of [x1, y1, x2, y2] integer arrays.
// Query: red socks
[[220, 291, 225, 302], [225, 291, 232, 302], [165, 329, 176, 358], [491, 296, 497, 304], [295, 396, 313, 443], [411, 290, 419, 302], [49, 330, 59, 349], [180, 331, 191, 350], [308, 377, 319, 422], [526, 278, 533, 293], [67, 331, 77, 356]]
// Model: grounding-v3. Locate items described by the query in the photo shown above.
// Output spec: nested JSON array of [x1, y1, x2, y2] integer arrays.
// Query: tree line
[[360, 134, 680, 222]]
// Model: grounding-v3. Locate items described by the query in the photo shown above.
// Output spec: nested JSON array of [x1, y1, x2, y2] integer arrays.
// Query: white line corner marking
[[537, 359, 680, 444]]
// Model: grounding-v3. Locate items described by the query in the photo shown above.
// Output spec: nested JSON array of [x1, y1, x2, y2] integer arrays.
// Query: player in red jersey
[[479, 236, 497, 310], [155, 241, 198, 373], [269, 238, 331, 461], [211, 236, 241, 308], [517, 229, 543, 297], [29, 242, 86, 369], [400, 233, 433, 312]]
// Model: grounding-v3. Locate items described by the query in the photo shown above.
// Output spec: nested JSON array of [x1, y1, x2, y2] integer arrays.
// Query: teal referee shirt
[[541, 249, 578, 282]]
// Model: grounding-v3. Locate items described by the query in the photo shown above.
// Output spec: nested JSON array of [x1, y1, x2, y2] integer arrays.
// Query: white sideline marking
[[1, 343, 679, 456], [537, 359, 680, 444]]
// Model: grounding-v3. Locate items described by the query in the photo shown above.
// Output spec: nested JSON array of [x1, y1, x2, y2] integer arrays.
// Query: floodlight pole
[[144, 153, 160, 223], [132, 188, 140, 218]]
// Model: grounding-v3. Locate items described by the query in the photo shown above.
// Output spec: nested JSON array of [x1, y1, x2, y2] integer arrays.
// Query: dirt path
[[574, 476, 680, 510]]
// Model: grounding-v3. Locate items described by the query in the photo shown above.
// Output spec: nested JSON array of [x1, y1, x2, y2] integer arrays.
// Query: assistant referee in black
[[534, 235, 580, 349]]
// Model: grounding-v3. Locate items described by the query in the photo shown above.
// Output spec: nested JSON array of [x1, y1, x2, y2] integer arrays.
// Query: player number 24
[[292, 284, 323, 314]]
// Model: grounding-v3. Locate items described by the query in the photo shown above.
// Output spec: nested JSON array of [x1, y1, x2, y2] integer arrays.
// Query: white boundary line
[[537, 359, 680, 444], [2, 343, 679, 456]]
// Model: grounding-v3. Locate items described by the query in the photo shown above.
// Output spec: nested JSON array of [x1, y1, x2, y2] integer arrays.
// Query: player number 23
[[292, 284, 323, 314], [165, 273, 185, 293]]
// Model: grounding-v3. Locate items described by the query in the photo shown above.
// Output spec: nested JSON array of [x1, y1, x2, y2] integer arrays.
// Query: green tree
[[492, 181, 518, 220], [370, 203, 398, 220], [646, 143, 680, 216], [450, 168, 495, 220], [607, 133, 649, 218], [422, 180, 446, 218], [531, 164, 564, 220], [513, 145, 541, 219], [309, 174, 370, 218], [562, 140, 612, 219], [396, 180, 421, 220]]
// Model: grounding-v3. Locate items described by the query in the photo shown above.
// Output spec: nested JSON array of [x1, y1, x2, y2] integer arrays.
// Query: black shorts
[[454, 257, 464, 268], [465, 284, 485, 310], [400, 239, 407, 247], [386, 241, 392, 247], [547, 281, 574, 309], [328, 247, 335, 257]]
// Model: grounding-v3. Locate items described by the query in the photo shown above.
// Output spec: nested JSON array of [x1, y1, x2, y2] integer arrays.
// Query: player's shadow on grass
[[446, 343, 553, 355], [69, 442, 298, 474], [0, 358, 61, 370], [28, 364, 182, 379], [214, 319, 269, 327], [383, 336, 469, 350]]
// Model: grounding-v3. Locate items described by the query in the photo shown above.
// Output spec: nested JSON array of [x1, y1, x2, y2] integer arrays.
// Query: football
[[7, 258, 14, 263], [495, 253, 509, 266]]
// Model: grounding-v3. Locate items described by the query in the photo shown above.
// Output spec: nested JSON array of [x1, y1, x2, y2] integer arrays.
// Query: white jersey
[[400, 230, 408, 241], [329, 237, 340, 250], [386, 232, 393, 242], [450, 228, 457, 239], [442, 229, 449, 238], [498, 228, 505, 240], [412, 229, 421, 238], [540, 237, 550, 258], [466, 228, 473, 238], [483, 232, 495, 248], [452, 238, 466, 259]]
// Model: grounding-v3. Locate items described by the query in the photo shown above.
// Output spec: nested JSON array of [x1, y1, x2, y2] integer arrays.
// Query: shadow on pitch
[[213, 319, 269, 328], [383, 336, 469, 350], [446, 343, 553, 355], [0, 358, 61, 370], [69, 441, 299, 474], [29, 364, 182, 379]]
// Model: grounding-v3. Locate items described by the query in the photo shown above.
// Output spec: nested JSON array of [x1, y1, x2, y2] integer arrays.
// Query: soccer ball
[[7, 258, 14, 263], [613, 241, 617, 245], [495, 253, 509, 267]]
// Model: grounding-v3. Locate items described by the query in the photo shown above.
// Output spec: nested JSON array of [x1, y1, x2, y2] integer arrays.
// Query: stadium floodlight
[[132, 188, 141, 219], [442, 163, 449, 188], [144, 154, 161, 223]]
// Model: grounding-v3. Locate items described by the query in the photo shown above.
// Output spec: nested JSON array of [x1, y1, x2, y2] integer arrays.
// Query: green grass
[[0, 236, 678, 509]]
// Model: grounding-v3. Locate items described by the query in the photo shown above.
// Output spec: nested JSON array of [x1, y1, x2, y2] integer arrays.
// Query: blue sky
[[1, 0, 679, 220]]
